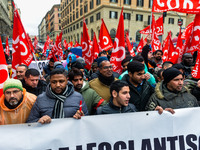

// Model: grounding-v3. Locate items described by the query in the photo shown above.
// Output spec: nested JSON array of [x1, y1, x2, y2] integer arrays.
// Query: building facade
[[0, 0, 12, 42], [60, 0, 186, 43]]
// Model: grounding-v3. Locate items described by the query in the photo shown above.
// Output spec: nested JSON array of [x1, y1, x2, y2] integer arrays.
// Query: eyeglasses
[[103, 65, 113, 69], [5, 90, 21, 96]]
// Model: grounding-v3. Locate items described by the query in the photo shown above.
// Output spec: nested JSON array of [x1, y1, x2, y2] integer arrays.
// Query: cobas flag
[[0, 37, 9, 97], [110, 8, 125, 74], [152, 0, 200, 14], [12, 1, 33, 79]]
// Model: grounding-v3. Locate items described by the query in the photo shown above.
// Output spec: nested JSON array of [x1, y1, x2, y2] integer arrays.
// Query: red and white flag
[[110, 8, 125, 74], [136, 37, 144, 53], [5, 37, 9, 56], [126, 32, 136, 57], [63, 39, 68, 49], [192, 50, 200, 79], [184, 14, 200, 53], [152, 0, 200, 14], [82, 20, 92, 70], [176, 28, 184, 63], [34, 36, 38, 49], [140, 15, 163, 35], [12, 2, 33, 79], [74, 41, 81, 47], [0, 37, 9, 97], [68, 41, 73, 48], [99, 19, 113, 51], [181, 21, 194, 40], [42, 35, 50, 55], [92, 32, 99, 60]]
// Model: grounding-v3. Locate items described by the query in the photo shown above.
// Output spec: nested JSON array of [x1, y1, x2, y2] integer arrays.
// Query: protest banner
[[0, 108, 200, 150]]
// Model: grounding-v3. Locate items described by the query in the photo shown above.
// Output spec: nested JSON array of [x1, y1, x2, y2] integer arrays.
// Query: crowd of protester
[[1, 40, 200, 125]]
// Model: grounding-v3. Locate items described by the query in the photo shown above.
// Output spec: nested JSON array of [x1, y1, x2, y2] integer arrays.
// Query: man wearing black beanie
[[146, 67, 198, 111]]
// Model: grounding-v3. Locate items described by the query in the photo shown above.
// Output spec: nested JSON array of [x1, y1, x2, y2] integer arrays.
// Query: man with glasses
[[0, 79, 37, 125], [89, 58, 118, 102]]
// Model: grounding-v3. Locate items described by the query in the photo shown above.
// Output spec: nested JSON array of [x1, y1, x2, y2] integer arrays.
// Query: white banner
[[0, 108, 200, 150]]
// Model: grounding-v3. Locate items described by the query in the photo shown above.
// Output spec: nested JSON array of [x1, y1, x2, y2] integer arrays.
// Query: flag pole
[[32, 52, 43, 78]]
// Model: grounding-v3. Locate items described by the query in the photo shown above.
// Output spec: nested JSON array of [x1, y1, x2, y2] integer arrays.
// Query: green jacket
[[146, 81, 199, 111], [80, 81, 106, 114]]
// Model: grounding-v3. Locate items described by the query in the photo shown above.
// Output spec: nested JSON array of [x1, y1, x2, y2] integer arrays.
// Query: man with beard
[[181, 53, 194, 77], [27, 68, 88, 124], [152, 50, 163, 68], [0, 79, 37, 125], [146, 67, 198, 111], [89, 59, 118, 102], [68, 68, 106, 114]]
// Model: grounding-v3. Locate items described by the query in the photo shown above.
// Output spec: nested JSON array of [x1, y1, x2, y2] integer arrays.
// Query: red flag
[[0, 37, 9, 97], [12, 2, 33, 79], [99, 19, 113, 51], [27, 34, 35, 53], [126, 32, 136, 57], [176, 28, 184, 63], [143, 36, 148, 46], [92, 32, 100, 60], [181, 21, 194, 40], [63, 39, 68, 50], [136, 37, 144, 53], [184, 14, 200, 53], [152, 0, 200, 14], [42, 35, 50, 56], [68, 41, 73, 48], [74, 41, 81, 47], [162, 32, 171, 62], [5, 37, 10, 56], [34, 36, 38, 49], [140, 15, 163, 35], [192, 50, 200, 79], [110, 8, 125, 74], [151, 31, 162, 52], [82, 20, 92, 70]]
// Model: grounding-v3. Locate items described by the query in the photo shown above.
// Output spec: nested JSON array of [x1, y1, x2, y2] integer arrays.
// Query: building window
[[80, 7, 83, 16], [124, 0, 131, 5], [76, 0, 79, 6], [123, 13, 131, 20], [76, 11, 79, 18], [96, 12, 101, 20], [85, 18, 88, 25], [168, 18, 174, 24], [70, 16, 72, 22], [110, 11, 118, 19], [80, 0, 83, 3], [136, 14, 143, 21], [110, 29, 116, 41], [70, 27, 72, 31], [77, 33, 79, 43], [77, 23, 79, 29], [90, 16, 94, 23], [148, 15, 151, 25], [149, 0, 153, 8], [96, 0, 101, 5], [137, 0, 144, 7], [73, 25, 75, 30], [110, 0, 118, 2], [80, 21, 83, 27], [73, 3, 75, 9], [91, 29, 94, 40], [90, 0, 94, 9], [84, 4, 88, 13], [73, 14, 75, 21]]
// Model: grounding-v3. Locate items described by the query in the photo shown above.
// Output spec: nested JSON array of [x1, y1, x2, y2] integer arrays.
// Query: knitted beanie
[[163, 67, 182, 84], [3, 79, 23, 93]]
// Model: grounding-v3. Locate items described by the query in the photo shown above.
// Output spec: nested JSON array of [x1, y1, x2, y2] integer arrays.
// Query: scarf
[[47, 84, 70, 118], [98, 73, 114, 86]]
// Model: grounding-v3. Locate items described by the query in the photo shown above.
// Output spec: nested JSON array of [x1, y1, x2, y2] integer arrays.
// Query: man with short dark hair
[[121, 61, 154, 111], [22, 68, 47, 96], [181, 53, 194, 77], [27, 68, 88, 124], [162, 61, 173, 70], [0, 79, 36, 125], [152, 50, 163, 68], [43, 58, 55, 78], [146, 67, 198, 111], [16, 64, 28, 80], [96, 80, 137, 114], [68, 68, 106, 114]]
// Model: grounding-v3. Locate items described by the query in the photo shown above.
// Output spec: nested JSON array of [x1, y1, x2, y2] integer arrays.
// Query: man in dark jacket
[[27, 68, 88, 124], [121, 61, 154, 111], [96, 80, 137, 114], [22, 68, 47, 96], [146, 67, 198, 111], [68, 68, 106, 114]]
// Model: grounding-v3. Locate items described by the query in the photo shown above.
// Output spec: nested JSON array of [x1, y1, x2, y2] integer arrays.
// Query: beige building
[[0, 0, 12, 42], [60, 0, 187, 44]]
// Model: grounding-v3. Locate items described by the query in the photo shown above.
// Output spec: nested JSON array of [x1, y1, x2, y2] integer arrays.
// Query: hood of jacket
[[80, 81, 89, 93], [155, 81, 189, 100]]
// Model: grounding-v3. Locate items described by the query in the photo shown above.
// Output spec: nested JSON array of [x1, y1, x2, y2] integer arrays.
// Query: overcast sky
[[14, 0, 60, 36]]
